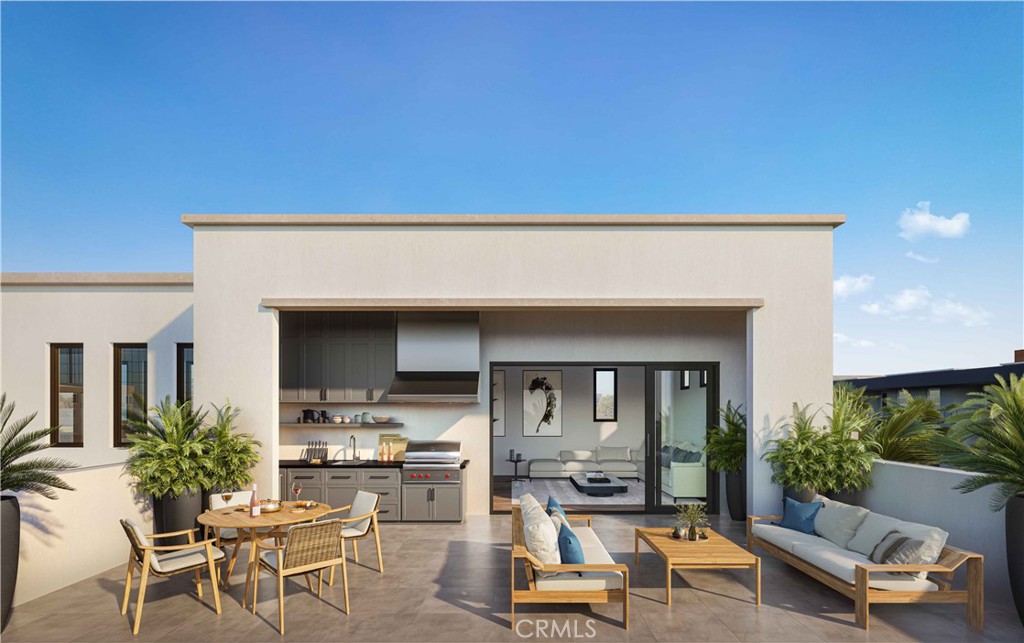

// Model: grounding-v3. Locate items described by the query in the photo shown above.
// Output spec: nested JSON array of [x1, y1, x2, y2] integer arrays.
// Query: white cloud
[[860, 286, 992, 326], [834, 332, 877, 349], [834, 274, 874, 300], [905, 251, 939, 264], [898, 201, 970, 241]]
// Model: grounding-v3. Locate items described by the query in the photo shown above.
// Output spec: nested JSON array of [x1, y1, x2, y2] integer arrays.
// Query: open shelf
[[279, 422, 404, 429]]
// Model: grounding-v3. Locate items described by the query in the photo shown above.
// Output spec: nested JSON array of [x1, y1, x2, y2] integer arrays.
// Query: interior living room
[[490, 363, 717, 513]]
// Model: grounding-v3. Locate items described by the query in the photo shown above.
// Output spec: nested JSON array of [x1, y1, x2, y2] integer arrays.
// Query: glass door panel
[[648, 368, 712, 511]]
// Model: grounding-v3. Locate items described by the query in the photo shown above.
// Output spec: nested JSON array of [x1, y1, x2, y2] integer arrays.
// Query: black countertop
[[279, 459, 470, 469]]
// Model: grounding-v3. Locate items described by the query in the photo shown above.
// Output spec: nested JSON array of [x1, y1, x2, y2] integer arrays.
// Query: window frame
[[113, 343, 147, 448], [176, 343, 194, 404], [593, 367, 618, 422], [699, 370, 708, 388], [49, 343, 84, 448], [680, 370, 691, 390]]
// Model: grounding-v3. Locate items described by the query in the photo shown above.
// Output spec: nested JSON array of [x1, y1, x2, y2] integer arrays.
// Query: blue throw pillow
[[778, 497, 823, 534], [547, 496, 567, 520], [557, 524, 585, 565]]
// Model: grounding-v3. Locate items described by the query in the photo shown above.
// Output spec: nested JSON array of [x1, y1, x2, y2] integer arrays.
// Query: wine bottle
[[249, 483, 261, 518]]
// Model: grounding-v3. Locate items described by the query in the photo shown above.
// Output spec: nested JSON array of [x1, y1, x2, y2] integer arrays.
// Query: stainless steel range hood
[[386, 312, 480, 403]]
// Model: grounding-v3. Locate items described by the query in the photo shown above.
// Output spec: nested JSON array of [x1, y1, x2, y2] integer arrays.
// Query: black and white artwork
[[523, 370, 562, 437]]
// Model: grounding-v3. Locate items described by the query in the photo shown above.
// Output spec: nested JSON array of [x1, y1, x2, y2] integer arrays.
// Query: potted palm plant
[[934, 374, 1024, 626], [863, 391, 943, 465], [705, 402, 747, 520], [123, 396, 213, 537], [206, 403, 261, 494], [0, 394, 77, 630]]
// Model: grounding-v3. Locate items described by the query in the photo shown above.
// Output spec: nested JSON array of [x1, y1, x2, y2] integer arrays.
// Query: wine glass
[[220, 491, 233, 511], [291, 481, 302, 503]]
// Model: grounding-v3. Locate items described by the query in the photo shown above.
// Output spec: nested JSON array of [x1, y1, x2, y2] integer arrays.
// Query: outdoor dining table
[[197, 500, 332, 608]]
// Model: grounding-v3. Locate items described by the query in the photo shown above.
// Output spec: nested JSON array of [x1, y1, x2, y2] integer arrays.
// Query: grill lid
[[404, 440, 461, 464]]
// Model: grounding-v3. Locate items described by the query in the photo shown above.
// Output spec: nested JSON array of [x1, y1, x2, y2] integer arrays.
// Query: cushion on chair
[[847, 512, 948, 579], [559, 450, 595, 462], [124, 518, 152, 548], [557, 524, 585, 565], [813, 497, 870, 549], [778, 497, 823, 534], [534, 526, 622, 591], [790, 541, 937, 591], [546, 496, 567, 520], [751, 523, 829, 554], [519, 493, 542, 513], [345, 490, 379, 536], [870, 530, 928, 572], [152, 545, 225, 574], [521, 497, 561, 576], [595, 446, 630, 462]]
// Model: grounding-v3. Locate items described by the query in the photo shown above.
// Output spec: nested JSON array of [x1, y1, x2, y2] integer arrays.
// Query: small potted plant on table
[[674, 502, 709, 541]]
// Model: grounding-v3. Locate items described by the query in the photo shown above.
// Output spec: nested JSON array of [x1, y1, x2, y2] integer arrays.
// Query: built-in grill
[[402, 440, 462, 484]]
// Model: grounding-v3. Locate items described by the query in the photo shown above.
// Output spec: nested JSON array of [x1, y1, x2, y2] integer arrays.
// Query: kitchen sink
[[330, 459, 366, 466]]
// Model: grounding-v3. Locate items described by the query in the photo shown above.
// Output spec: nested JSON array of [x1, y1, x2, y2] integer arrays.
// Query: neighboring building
[[836, 357, 1024, 412], [1, 213, 841, 605]]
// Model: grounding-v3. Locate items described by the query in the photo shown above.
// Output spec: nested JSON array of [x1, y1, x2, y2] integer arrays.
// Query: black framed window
[[177, 343, 194, 404], [50, 344, 84, 447], [114, 344, 147, 447], [699, 370, 707, 388], [680, 370, 690, 390], [593, 368, 618, 421]]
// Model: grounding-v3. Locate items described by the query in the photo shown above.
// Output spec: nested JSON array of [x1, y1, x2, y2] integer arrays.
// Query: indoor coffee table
[[569, 472, 627, 497], [634, 527, 760, 606]]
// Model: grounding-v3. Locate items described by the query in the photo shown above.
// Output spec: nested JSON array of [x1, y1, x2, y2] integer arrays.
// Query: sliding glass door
[[645, 364, 719, 513]]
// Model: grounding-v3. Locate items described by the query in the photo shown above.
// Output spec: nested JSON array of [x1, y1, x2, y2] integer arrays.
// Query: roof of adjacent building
[[180, 213, 846, 228], [837, 363, 1024, 391], [0, 272, 193, 286]]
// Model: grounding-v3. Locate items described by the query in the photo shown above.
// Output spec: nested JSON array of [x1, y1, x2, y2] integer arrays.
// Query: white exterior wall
[[191, 223, 835, 516], [0, 285, 193, 606]]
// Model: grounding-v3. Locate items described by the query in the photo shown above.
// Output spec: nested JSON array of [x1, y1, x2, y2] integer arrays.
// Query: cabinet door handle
[[378, 491, 390, 496], [366, 387, 373, 401], [380, 508, 390, 514], [368, 475, 388, 480], [330, 475, 352, 480], [295, 475, 315, 480]]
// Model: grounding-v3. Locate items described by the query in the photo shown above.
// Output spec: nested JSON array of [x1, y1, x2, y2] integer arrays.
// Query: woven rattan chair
[[251, 519, 349, 635], [120, 519, 224, 635], [320, 490, 383, 583]]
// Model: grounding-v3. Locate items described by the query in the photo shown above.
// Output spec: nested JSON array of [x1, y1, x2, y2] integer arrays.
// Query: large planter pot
[[1008, 493, 1024, 627], [725, 471, 746, 521], [783, 486, 816, 503], [1, 496, 20, 631], [153, 491, 203, 545]]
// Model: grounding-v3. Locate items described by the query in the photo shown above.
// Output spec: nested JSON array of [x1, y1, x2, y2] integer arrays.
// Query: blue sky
[[2, 2, 1021, 375]]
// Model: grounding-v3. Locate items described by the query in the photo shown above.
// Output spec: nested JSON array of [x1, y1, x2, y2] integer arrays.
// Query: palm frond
[[0, 394, 78, 497], [863, 392, 942, 465]]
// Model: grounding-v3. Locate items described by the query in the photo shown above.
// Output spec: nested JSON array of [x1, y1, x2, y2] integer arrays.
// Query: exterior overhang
[[259, 297, 764, 311]]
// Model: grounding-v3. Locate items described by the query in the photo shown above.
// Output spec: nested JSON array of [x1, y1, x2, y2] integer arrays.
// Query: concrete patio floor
[[3, 513, 1022, 642]]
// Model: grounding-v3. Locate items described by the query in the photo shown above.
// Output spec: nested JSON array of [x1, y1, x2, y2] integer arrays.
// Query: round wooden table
[[198, 501, 332, 607]]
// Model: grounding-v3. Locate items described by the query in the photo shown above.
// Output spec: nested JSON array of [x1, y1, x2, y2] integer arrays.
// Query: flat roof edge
[[182, 214, 845, 228], [1, 272, 194, 287], [261, 297, 765, 311]]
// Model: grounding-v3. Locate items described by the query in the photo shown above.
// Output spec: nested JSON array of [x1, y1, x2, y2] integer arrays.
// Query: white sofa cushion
[[814, 497, 870, 549], [752, 523, 829, 554], [596, 460, 637, 474], [596, 446, 630, 462], [534, 526, 623, 591], [847, 512, 948, 578], [791, 542, 937, 591], [153, 544, 225, 574], [528, 459, 564, 473], [563, 460, 601, 473], [520, 496, 560, 575], [560, 450, 595, 462]]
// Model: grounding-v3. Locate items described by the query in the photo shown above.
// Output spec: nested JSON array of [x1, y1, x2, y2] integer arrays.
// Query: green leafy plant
[[207, 403, 262, 491], [675, 502, 709, 530], [0, 394, 77, 498], [934, 374, 1024, 510], [705, 402, 746, 474], [829, 382, 876, 439], [763, 402, 876, 494], [863, 391, 943, 465], [123, 396, 214, 498]]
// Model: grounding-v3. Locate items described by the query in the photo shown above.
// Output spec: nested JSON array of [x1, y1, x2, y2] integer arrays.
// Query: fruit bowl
[[372, 416, 391, 423], [260, 500, 282, 513]]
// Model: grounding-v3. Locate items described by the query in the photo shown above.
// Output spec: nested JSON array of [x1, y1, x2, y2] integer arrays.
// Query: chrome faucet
[[349, 435, 357, 460]]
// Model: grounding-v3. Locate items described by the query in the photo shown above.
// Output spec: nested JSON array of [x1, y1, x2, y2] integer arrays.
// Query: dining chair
[[205, 490, 274, 581], [120, 519, 224, 636], [251, 519, 349, 635], [321, 490, 383, 584]]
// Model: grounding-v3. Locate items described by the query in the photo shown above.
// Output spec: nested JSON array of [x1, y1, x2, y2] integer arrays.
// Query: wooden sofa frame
[[511, 507, 629, 630], [747, 514, 984, 631]]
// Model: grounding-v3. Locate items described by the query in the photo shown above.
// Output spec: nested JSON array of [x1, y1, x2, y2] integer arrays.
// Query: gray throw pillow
[[870, 530, 927, 576]]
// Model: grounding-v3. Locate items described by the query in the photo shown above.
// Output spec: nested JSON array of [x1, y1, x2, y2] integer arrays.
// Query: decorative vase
[[1007, 493, 1024, 626], [1, 496, 19, 631], [671, 526, 683, 539], [687, 525, 698, 541], [783, 486, 816, 503], [153, 491, 203, 545], [726, 470, 746, 521]]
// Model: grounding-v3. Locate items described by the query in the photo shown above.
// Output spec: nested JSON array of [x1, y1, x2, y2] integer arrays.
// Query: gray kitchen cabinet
[[281, 466, 402, 522], [279, 312, 395, 403], [286, 469, 324, 504], [432, 486, 463, 522], [401, 486, 432, 522], [325, 486, 358, 509]]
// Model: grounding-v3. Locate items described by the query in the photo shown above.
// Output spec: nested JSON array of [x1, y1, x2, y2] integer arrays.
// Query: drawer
[[360, 470, 400, 485], [324, 470, 359, 486], [287, 469, 323, 484], [362, 485, 400, 503], [376, 502, 400, 522]]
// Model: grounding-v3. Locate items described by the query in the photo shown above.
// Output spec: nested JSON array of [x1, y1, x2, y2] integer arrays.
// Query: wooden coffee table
[[634, 527, 760, 606]]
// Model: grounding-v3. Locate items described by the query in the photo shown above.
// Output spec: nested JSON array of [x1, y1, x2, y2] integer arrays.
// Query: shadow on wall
[[149, 306, 194, 402]]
